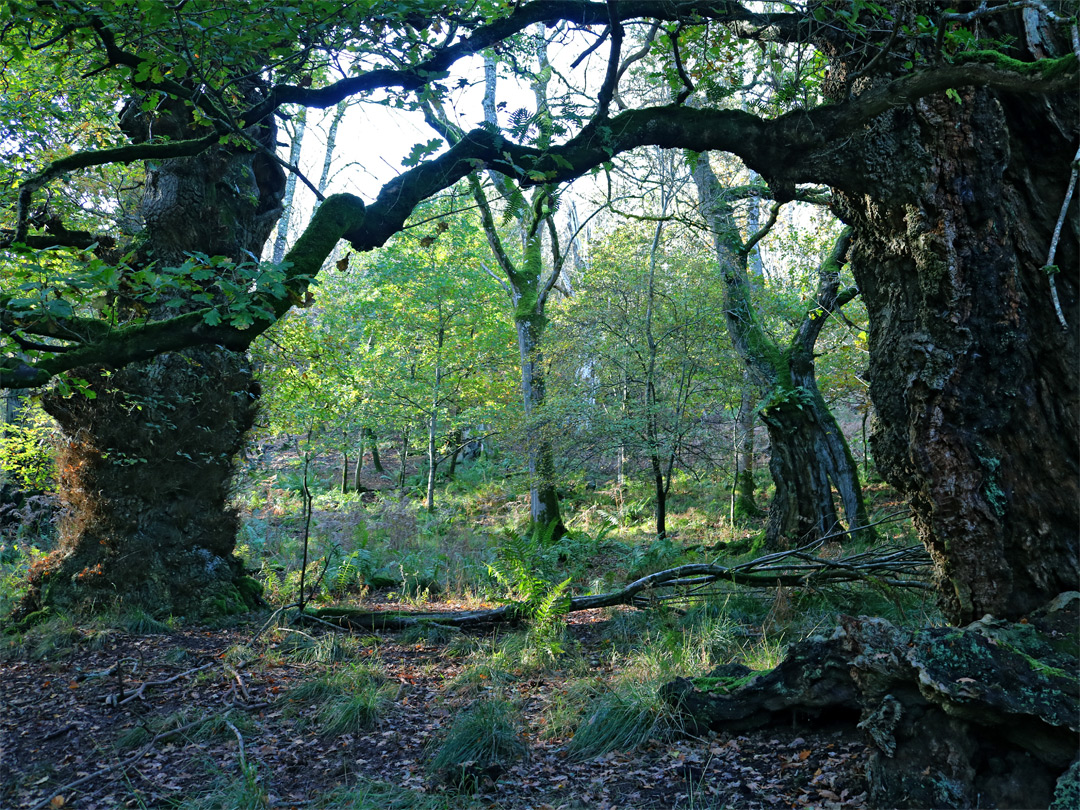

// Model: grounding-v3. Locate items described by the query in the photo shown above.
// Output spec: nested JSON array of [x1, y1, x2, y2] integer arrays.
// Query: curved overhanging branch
[[3, 51, 1073, 390], [0, 194, 366, 388], [6, 134, 220, 246], [244, 1, 810, 125], [504, 56, 1078, 199]]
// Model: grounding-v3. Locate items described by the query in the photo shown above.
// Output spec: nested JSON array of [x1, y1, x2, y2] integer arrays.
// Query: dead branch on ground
[[307, 537, 933, 632]]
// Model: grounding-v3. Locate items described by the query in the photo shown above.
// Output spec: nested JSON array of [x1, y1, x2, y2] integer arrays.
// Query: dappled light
[[1, 1, 1076, 808]]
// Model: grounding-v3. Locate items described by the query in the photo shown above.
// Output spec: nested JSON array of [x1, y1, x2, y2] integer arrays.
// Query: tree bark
[[18, 89, 284, 619], [663, 594, 1080, 810], [693, 159, 872, 548], [732, 374, 762, 519], [517, 310, 564, 536], [826, 14, 1079, 623]]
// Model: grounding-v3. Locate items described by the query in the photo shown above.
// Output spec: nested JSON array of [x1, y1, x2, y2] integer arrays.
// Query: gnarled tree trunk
[[828, 17, 1079, 623], [694, 159, 873, 548], [20, 92, 284, 619]]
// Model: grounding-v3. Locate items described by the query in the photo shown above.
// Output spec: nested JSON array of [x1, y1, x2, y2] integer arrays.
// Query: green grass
[[314, 779, 472, 809], [169, 759, 269, 810], [117, 708, 257, 749], [567, 676, 683, 760], [286, 662, 393, 735], [426, 699, 527, 791], [278, 630, 362, 663]]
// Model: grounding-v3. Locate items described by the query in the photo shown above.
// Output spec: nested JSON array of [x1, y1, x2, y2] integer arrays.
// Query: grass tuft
[[427, 699, 526, 791], [568, 678, 683, 760], [286, 663, 392, 734]]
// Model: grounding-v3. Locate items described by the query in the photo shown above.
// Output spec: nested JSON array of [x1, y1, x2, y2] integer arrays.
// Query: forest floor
[[2, 603, 871, 810]]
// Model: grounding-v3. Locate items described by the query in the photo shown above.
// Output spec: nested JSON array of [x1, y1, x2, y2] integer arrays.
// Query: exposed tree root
[[661, 592, 1080, 809]]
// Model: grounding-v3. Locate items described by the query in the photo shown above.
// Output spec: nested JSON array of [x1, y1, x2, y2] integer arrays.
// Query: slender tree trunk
[[340, 452, 349, 494], [617, 374, 629, 490], [367, 427, 384, 473], [733, 375, 762, 518], [446, 427, 462, 478], [317, 100, 347, 194], [426, 409, 438, 512], [398, 427, 409, 494], [272, 108, 306, 264], [650, 448, 667, 540]]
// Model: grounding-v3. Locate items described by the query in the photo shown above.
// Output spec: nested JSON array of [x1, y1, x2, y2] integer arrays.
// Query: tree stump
[[663, 593, 1080, 809]]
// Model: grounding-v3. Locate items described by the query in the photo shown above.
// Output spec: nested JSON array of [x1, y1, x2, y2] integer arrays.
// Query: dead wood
[[307, 541, 932, 631]]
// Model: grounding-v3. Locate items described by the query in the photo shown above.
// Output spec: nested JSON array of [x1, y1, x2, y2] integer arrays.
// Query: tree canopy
[[3, 1, 1073, 387]]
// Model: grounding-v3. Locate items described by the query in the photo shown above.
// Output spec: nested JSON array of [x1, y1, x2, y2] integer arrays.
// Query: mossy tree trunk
[[693, 159, 873, 549], [824, 12, 1079, 623], [20, 92, 284, 619], [732, 373, 763, 519], [515, 303, 564, 536]]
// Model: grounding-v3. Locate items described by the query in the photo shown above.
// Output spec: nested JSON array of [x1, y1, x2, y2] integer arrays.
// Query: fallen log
[[305, 542, 932, 631], [661, 592, 1080, 809]]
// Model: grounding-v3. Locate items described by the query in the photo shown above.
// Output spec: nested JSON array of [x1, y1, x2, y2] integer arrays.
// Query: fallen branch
[[116, 663, 214, 706], [310, 542, 933, 631]]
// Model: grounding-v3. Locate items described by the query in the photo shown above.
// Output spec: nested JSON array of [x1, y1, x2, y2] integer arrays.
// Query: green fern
[[487, 526, 572, 635], [533, 576, 572, 633]]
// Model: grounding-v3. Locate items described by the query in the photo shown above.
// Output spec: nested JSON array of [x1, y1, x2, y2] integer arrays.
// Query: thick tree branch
[[244, 1, 810, 125], [4, 38, 1072, 390], [7, 134, 219, 245], [0, 194, 365, 387]]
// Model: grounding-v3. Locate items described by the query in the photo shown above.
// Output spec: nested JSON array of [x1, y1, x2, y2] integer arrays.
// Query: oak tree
[[1, 1, 1074, 623]]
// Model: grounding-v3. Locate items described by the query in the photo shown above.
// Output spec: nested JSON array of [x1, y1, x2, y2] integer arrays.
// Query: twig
[[249, 602, 299, 646], [224, 720, 247, 770], [77, 658, 138, 682], [42, 724, 78, 742], [27, 719, 206, 810], [1043, 137, 1079, 331], [117, 663, 214, 706], [224, 663, 251, 703]]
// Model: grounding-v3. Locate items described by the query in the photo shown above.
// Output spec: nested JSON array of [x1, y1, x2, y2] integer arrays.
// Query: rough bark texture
[[17, 88, 284, 619], [761, 326, 873, 547], [22, 350, 261, 618], [663, 593, 1080, 810], [695, 160, 872, 548], [830, 24, 1079, 623]]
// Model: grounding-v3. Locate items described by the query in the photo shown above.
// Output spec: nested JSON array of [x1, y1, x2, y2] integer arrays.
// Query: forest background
[[0, 2, 1077, 809]]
